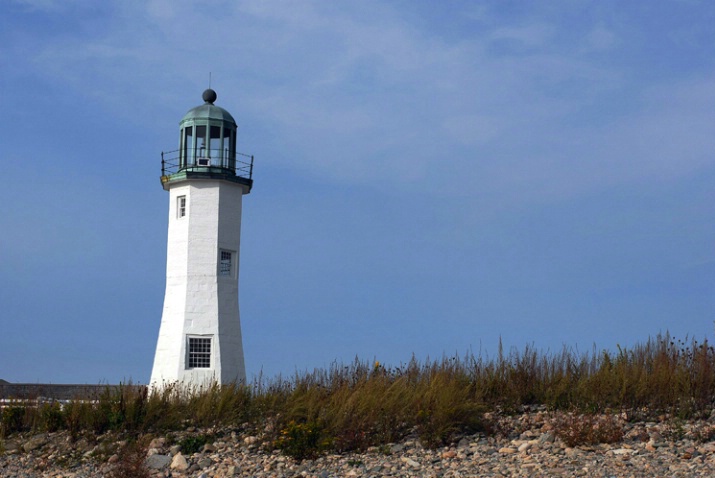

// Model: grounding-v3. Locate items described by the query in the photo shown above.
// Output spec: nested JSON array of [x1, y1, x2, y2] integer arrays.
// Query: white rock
[[611, 448, 636, 455], [146, 447, 160, 457], [400, 456, 421, 469], [171, 452, 189, 471]]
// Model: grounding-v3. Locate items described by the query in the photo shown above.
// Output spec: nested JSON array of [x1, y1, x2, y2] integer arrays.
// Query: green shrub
[[39, 403, 64, 432], [275, 420, 332, 461], [178, 434, 208, 455], [1, 406, 27, 437]]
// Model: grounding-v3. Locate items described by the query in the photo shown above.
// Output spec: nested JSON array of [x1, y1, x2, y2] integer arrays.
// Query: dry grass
[[1, 333, 713, 456]]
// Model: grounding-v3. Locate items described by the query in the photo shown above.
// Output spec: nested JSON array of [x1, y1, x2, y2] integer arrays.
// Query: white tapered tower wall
[[150, 179, 248, 387]]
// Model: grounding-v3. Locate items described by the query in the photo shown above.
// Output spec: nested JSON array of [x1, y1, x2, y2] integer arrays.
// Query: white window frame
[[186, 336, 212, 369], [177, 195, 187, 218]]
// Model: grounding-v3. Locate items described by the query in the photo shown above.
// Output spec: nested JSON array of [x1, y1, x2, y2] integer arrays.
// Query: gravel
[[2, 411, 715, 477]]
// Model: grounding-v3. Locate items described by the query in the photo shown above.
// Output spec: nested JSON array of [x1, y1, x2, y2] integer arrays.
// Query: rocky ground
[[2, 411, 715, 477]]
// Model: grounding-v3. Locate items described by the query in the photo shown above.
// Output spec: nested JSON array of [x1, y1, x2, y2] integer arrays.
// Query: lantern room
[[180, 88, 236, 170], [160, 89, 253, 191]]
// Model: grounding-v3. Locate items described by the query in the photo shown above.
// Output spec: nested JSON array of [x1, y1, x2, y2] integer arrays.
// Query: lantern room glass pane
[[181, 126, 193, 169], [223, 127, 234, 170], [196, 125, 207, 162], [209, 126, 221, 165]]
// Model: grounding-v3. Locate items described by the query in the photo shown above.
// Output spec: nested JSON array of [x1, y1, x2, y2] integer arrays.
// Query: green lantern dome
[[180, 89, 237, 126]]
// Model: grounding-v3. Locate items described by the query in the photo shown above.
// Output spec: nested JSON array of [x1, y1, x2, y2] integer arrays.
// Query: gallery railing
[[161, 149, 254, 180]]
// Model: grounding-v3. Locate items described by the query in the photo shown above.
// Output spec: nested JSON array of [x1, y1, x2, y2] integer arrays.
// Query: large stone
[[145, 454, 172, 470], [23, 434, 48, 453], [390, 443, 405, 454], [171, 452, 189, 470]]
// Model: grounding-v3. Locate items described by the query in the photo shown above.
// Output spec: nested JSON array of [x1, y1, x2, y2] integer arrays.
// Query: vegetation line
[[2, 333, 714, 458]]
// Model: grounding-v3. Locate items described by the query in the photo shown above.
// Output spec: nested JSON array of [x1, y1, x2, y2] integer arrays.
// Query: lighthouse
[[150, 89, 253, 387]]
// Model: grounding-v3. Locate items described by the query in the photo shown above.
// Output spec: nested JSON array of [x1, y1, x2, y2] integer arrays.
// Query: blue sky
[[1, 0, 714, 384]]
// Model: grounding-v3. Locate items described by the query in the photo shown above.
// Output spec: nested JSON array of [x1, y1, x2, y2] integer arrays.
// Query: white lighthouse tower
[[150, 89, 253, 387]]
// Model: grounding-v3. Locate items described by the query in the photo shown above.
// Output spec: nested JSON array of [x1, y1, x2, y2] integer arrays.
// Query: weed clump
[[105, 441, 150, 478], [274, 420, 332, 460], [552, 413, 624, 447], [178, 434, 209, 455]]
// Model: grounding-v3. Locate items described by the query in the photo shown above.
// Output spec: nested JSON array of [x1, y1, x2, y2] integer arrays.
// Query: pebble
[[2, 412, 715, 477]]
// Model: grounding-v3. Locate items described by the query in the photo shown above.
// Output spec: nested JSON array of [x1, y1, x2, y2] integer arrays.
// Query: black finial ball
[[202, 88, 217, 104]]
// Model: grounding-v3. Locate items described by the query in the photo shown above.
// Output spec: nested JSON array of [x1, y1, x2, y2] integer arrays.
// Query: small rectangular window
[[187, 337, 211, 368], [177, 196, 186, 218], [219, 250, 232, 276]]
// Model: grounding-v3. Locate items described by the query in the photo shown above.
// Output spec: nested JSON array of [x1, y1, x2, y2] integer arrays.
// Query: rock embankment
[[2, 412, 715, 477]]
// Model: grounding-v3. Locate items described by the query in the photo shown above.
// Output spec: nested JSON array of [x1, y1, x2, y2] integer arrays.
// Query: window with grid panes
[[177, 196, 186, 218], [187, 337, 211, 368], [219, 250, 232, 276]]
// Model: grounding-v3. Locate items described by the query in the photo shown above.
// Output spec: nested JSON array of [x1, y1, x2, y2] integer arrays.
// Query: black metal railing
[[161, 149, 254, 180]]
